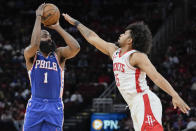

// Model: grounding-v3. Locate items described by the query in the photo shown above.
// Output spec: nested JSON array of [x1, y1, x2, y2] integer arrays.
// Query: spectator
[[70, 91, 83, 104], [185, 117, 196, 130]]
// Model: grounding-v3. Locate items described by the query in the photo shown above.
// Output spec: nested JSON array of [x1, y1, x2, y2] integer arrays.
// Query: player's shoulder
[[132, 51, 146, 56], [54, 47, 61, 56], [131, 52, 149, 63], [110, 45, 119, 58], [128, 52, 149, 67]]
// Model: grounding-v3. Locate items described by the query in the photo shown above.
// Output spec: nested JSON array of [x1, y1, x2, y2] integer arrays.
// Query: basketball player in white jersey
[[62, 14, 190, 131]]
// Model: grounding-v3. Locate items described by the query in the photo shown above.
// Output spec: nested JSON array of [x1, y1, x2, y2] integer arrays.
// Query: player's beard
[[40, 39, 56, 54]]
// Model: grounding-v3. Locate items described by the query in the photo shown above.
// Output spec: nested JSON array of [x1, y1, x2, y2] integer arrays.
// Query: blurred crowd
[[152, 25, 196, 130], [0, 0, 194, 131]]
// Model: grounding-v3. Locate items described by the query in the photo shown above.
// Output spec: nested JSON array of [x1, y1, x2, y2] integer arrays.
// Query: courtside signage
[[91, 113, 127, 131]]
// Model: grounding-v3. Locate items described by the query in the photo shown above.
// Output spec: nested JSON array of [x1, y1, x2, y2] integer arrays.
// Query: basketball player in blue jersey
[[23, 4, 80, 131]]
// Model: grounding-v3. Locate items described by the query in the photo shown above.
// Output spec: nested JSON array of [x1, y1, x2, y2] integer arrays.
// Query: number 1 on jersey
[[44, 72, 48, 83]]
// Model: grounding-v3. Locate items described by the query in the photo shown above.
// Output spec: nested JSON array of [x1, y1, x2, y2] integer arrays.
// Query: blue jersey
[[28, 52, 64, 99]]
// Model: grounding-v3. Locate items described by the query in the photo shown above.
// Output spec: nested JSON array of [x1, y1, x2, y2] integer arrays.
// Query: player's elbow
[[75, 45, 80, 53], [75, 42, 81, 50], [72, 43, 80, 53]]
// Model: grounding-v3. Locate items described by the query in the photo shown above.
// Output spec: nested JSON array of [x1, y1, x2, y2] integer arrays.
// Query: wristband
[[74, 21, 80, 27]]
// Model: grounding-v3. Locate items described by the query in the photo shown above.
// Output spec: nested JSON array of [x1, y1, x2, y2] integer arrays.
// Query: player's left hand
[[36, 3, 45, 17], [45, 21, 60, 30], [172, 95, 190, 114]]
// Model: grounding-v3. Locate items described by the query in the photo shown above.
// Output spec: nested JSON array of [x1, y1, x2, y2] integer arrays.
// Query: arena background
[[0, 0, 195, 131]]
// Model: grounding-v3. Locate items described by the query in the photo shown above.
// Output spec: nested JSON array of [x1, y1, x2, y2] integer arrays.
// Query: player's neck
[[41, 52, 50, 58], [120, 46, 132, 55]]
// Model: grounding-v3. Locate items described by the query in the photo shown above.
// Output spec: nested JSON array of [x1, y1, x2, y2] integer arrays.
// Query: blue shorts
[[23, 97, 64, 131]]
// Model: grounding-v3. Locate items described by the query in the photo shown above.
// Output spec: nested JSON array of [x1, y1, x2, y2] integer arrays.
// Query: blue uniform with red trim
[[23, 51, 64, 131]]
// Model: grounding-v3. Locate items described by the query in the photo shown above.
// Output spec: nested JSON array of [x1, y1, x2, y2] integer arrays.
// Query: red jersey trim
[[141, 94, 163, 131], [135, 69, 143, 93], [119, 49, 134, 57]]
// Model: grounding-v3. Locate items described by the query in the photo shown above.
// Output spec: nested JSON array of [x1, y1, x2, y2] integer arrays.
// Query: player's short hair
[[125, 22, 152, 54], [41, 30, 51, 37]]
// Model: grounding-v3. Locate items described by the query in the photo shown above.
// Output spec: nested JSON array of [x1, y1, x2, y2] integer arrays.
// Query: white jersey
[[113, 49, 163, 131], [112, 48, 149, 105]]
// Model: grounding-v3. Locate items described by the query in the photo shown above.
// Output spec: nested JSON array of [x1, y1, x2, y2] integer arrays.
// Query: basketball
[[41, 3, 60, 26]]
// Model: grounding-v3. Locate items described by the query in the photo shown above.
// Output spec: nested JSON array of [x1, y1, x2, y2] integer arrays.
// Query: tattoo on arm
[[75, 21, 95, 39]]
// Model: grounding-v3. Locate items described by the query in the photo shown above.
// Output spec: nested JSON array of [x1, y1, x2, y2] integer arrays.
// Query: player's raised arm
[[131, 52, 191, 114], [46, 21, 80, 59], [24, 4, 45, 61], [62, 13, 118, 58]]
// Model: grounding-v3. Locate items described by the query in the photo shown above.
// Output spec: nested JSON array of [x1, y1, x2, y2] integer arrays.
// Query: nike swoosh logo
[[58, 107, 62, 110]]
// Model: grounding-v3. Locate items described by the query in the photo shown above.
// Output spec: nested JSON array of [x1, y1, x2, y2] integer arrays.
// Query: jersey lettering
[[112, 49, 149, 96], [35, 60, 57, 71], [113, 62, 125, 72]]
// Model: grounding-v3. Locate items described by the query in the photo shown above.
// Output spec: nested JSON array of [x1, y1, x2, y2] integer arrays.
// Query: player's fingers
[[173, 103, 177, 109], [178, 105, 185, 113], [180, 104, 189, 114], [62, 14, 73, 24], [179, 102, 190, 113], [62, 13, 69, 18], [183, 104, 190, 114], [65, 14, 72, 20], [39, 3, 45, 9], [62, 13, 66, 17], [62, 13, 68, 20], [185, 104, 191, 110], [65, 13, 70, 17], [182, 106, 187, 114]]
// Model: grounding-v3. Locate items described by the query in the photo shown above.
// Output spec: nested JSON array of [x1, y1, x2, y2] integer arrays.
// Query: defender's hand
[[62, 13, 77, 26], [45, 21, 60, 30], [172, 95, 190, 114], [36, 3, 45, 17]]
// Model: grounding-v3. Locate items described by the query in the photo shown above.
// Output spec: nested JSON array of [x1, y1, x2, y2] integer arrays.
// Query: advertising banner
[[91, 113, 127, 131]]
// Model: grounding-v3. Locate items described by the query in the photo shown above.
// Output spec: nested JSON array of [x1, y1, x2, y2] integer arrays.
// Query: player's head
[[117, 30, 132, 48], [118, 22, 152, 54], [41, 30, 51, 40], [40, 30, 56, 54]]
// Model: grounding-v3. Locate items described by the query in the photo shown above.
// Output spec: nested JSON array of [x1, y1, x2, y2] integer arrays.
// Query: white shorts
[[129, 90, 164, 131]]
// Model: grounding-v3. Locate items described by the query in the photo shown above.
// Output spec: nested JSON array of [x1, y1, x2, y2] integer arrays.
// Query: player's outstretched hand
[[62, 13, 78, 26], [36, 3, 45, 17], [172, 95, 190, 114], [45, 20, 60, 30]]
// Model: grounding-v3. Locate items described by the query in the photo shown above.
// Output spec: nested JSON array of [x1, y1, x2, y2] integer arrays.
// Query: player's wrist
[[171, 93, 179, 98], [54, 25, 61, 31], [36, 15, 42, 18]]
